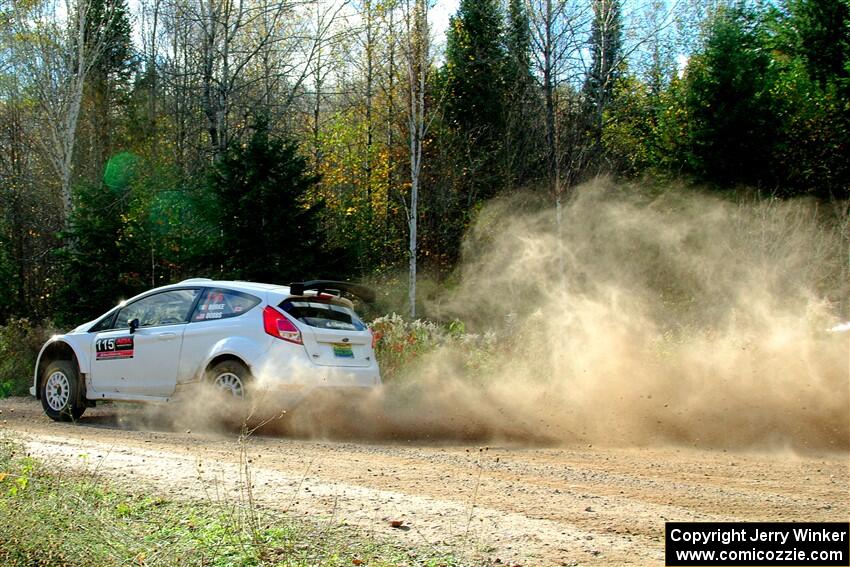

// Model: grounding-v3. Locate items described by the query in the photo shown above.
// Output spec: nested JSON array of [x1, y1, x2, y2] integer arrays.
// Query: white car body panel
[[301, 325, 373, 368], [185, 332, 270, 384], [89, 324, 187, 397], [31, 280, 381, 406], [39, 335, 92, 371], [30, 335, 91, 397]]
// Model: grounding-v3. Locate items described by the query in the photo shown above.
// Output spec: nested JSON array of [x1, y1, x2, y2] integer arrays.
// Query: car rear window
[[280, 298, 367, 331], [193, 288, 260, 321]]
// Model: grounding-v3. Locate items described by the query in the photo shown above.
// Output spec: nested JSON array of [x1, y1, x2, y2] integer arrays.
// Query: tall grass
[[0, 435, 458, 566]]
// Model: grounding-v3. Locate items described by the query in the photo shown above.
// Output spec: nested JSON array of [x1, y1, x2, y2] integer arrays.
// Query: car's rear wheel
[[207, 360, 251, 400], [41, 360, 86, 422]]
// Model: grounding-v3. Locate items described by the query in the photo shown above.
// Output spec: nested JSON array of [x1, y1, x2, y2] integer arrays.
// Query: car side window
[[192, 288, 260, 321], [115, 289, 200, 329], [89, 312, 117, 332]]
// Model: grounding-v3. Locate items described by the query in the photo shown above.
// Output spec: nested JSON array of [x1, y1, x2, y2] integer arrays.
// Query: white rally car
[[31, 279, 381, 421]]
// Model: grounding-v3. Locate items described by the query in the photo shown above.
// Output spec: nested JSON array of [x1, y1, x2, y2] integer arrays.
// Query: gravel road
[[1, 397, 847, 566]]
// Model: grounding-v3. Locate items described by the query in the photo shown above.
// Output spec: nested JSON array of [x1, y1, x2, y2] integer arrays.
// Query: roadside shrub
[[371, 313, 498, 381], [0, 319, 55, 397]]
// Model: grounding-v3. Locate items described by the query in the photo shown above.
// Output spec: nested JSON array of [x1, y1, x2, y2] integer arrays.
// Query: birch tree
[[8, 0, 123, 225], [305, 0, 351, 169], [583, 0, 623, 158], [525, 0, 589, 229], [193, 0, 290, 155], [402, 0, 430, 318]]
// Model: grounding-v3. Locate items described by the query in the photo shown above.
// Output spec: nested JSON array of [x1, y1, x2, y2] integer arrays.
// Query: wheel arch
[[204, 353, 253, 380], [198, 336, 265, 383], [34, 340, 82, 400]]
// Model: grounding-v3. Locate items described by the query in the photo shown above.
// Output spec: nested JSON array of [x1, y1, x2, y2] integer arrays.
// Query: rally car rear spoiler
[[288, 280, 376, 304]]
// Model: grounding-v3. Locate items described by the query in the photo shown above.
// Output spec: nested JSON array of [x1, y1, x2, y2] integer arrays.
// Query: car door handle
[[156, 332, 178, 341]]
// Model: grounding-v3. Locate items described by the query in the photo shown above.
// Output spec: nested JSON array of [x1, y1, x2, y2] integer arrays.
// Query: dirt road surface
[[1, 397, 847, 566]]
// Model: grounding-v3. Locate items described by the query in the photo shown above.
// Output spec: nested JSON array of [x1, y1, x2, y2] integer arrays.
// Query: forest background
[[0, 0, 847, 329]]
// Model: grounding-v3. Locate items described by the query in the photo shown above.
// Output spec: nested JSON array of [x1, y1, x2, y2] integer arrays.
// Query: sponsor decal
[[96, 335, 135, 360]]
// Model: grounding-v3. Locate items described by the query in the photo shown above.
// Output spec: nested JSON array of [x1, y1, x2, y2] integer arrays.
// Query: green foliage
[[584, 0, 625, 147], [204, 118, 329, 283], [129, 159, 213, 285], [443, 0, 508, 140], [631, 1, 850, 197], [52, 119, 338, 327], [602, 75, 659, 175], [78, 0, 137, 183], [55, 149, 220, 325], [2, 0, 849, 327], [84, 0, 135, 85], [770, 58, 850, 198], [650, 74, 693, 172], [0, 319, 54, 397], [783, 0, 850, 86], [54, 179, 147, 325], [428, 0, 522, 273], [770, 0, 850, 198], [505, 0, 533, 85], [0, 100, 61, 323], [605, 1, 850, 198], [503, 0, 543, 187], [0, 225, 15, 323], [312, 109, 406, 275], [682, 4, 779, 186], [441, 0, 511, 202]]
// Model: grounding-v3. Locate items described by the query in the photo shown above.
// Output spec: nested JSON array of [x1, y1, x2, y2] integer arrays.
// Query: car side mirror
[[129, 318, 140, 334]]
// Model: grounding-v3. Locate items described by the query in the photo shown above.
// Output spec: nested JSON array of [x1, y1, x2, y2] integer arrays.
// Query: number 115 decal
[[96, 336, 135, 360]]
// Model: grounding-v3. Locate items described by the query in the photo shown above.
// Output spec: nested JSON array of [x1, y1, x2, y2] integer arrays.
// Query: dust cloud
[[132, 180, 849, 451], [327, 180, 848, 451]]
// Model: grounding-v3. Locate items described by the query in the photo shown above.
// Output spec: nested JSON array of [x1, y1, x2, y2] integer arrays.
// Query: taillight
[[263, 306, 303, 344]]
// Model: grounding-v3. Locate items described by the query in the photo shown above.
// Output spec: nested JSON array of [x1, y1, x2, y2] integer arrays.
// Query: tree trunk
[[364, 0, 374, 220], [543, 0, 557, 201], [406, 0, 428, 319]]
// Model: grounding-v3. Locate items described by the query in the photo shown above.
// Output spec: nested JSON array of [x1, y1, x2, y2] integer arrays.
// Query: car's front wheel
[[207, 360, 252, 400], [41, 361, 86, 422]]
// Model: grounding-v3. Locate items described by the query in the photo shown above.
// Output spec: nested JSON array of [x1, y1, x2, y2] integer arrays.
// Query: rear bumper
[[248, 350, 380, 410], [252, 346, 381, 391]]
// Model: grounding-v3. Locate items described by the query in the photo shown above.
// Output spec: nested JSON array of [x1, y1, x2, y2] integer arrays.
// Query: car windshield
[[280, 299, 366, 331]]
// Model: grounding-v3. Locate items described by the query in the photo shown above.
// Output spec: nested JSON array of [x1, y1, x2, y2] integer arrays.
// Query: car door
[[90, 288, 200, 397], [178, 288, 262, 383]]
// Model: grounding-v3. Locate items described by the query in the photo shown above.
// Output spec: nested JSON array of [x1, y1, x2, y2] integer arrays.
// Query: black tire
[[206, 359, 252, 400], [40, 360, 86, 422]]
